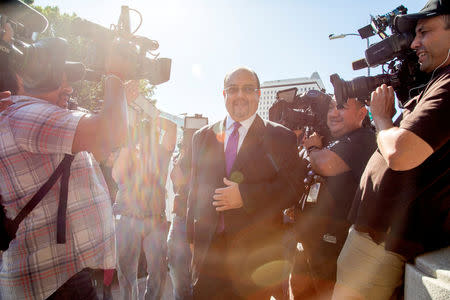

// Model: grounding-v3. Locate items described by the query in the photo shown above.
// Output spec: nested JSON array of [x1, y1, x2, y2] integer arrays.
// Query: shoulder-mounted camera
[[330, 5, 429, 108]]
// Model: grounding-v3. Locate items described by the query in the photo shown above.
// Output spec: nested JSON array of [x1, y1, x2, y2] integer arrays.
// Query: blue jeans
[[115, 215, 168, 300], [167, 216, 193, 300]]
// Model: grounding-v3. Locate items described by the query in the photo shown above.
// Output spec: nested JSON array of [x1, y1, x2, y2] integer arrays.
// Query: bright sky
[[35, 0, 423, 123]]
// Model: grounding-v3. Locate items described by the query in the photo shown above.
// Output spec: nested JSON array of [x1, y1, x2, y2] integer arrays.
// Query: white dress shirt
[[224, 113, 257, 153]]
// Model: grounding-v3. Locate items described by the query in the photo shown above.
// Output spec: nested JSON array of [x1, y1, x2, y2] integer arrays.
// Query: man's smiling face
[[327, 98, 366, 138], [223, 68, 260, 122], [411, 16, 450, 73]]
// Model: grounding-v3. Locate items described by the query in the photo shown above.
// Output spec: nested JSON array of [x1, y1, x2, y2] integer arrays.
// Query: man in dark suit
[[186, 67, 304, 299]]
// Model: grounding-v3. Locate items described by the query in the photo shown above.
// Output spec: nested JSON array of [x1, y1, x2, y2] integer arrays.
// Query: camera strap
[[10, 154, 74, 243]]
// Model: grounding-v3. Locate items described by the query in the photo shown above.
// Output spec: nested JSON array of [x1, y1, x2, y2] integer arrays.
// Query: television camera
[[0, 0, 171, 93], [180, 114, 208, 153], [171, 114, 208, 186], [70, 5, 171, 85], [269, 88, 332, 143], [330, 5, 428, 107]]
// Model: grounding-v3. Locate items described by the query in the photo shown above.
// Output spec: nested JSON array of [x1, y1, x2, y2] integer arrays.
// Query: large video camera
[[70, 6, 171, 85], [172, 114, 208, 185], [181, 114, 208, 153], [269, 88, 331, 142], [0, 0, 80, 92], [330, 5, 428, 107], [0, 0, 171, 93]]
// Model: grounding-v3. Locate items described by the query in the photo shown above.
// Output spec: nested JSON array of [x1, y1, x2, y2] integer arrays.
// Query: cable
[[128, 8, 143, 35], [408, 49, 450, 99]]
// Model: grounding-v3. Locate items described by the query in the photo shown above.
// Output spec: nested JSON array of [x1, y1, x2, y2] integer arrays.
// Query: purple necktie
[[217, 122, 241, 233], [225, 122, 241, 176]]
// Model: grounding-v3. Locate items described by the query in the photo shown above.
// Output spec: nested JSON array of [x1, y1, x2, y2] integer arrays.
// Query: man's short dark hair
[[224, 67, 260, 90]]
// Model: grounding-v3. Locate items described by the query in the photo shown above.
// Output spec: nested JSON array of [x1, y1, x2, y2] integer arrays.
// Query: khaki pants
[[332, 226, 405, 300]]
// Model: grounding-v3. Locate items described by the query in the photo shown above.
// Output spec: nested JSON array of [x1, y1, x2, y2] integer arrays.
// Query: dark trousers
[[193, 231, 284, 300], [193, 233, 237, 300], [290, 224, 349, 300], [47, 269, 98, 300]]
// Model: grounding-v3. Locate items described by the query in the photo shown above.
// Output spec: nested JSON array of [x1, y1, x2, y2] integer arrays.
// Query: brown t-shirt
[[349, 65, 450, 260]]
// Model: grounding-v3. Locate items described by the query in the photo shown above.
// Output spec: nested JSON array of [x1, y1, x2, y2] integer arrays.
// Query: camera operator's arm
[[305, 133, 350, 176], [72, 47, 134, 157], [371, 84, 433, 171]]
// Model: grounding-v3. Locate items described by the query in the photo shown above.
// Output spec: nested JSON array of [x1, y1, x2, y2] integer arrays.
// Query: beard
[[229, 99, 250, 119]]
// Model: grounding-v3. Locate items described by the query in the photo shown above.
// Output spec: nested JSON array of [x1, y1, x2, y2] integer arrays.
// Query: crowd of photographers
[[0, 0, 449, 300]]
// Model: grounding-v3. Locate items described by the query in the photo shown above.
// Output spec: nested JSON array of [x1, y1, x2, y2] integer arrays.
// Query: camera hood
[[0, 0, 48, 34]]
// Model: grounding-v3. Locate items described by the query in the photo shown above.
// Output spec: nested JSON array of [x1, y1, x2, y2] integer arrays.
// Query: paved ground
[[94, 271, 173, 300], [95, 272, 277, 300]]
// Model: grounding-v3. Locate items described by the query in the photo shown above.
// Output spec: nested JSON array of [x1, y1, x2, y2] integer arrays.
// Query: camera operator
[[167, 138, 194, 300], [333, 1, 450, 299], [112, 116, 176, 300], [0, 21, 137, 300], [0, 22, 17, 111], [290, 97, 376, 299]]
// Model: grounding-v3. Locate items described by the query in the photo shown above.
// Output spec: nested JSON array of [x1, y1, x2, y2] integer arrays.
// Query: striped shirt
[[0, 96, 115, 300]]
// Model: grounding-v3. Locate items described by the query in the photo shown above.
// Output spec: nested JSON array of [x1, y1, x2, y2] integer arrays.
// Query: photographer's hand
[[303, 132, 323, 150], [72, 41, 135, 158], [370, 84, 396, 131], [104, 38, 136, 80], [371, 84, 433, 171]]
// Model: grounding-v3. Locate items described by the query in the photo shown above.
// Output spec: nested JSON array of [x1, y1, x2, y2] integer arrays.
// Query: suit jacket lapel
[[231, 115, 265, 176], [215, 118, 227, 175]]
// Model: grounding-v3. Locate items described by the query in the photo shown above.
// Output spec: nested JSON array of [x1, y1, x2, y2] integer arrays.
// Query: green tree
[[31, 4, 156, 111]]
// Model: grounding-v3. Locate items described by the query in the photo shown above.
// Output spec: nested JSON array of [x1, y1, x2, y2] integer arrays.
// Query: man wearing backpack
[[0, 30, 137, 300]]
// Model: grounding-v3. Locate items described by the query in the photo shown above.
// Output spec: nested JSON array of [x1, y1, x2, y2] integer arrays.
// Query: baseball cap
[[394, 0, 450, 33]]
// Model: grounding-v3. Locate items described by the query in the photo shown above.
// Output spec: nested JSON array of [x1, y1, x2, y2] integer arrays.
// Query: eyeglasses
[[224, 85, 259, 95]]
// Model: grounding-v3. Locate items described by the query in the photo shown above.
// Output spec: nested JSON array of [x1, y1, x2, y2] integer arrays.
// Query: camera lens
[[330, 73, 391, 106]]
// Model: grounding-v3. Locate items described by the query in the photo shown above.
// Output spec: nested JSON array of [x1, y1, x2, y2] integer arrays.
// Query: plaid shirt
[[0, 96, 115, 300]]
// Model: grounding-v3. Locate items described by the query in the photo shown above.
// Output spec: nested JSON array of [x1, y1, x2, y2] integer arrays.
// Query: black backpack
[[0, 154, 74, 251]]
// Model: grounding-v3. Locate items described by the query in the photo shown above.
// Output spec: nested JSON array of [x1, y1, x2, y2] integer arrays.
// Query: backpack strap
[[12, 154, 74, 241], [56, 154, 74, 243]]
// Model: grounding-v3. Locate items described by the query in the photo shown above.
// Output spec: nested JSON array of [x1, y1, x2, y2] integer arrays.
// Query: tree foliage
[[31, 4, 156, 111]]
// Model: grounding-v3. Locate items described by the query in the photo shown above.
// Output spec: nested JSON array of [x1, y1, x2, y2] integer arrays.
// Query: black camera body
[[269, 88, 331, 142], [181, 115, 208, 154], [0, 0, 48, 42], [331, 5, 428, 107], [0, 1, 171, 93], [70, 6, 171, 85], [0, 0, 75, 92]]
